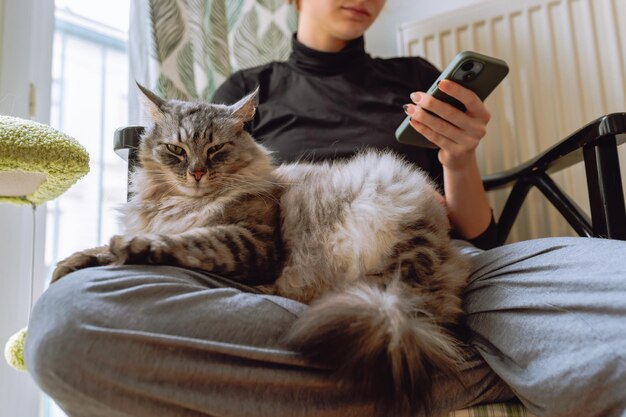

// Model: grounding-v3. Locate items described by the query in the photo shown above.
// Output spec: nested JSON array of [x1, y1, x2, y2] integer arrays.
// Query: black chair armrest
[[114, 125, 144, 161], [114, 126, 145, 198], [482, 112, 626, 244]]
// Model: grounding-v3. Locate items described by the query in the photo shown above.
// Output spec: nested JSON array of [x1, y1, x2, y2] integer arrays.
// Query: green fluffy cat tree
[[1, 115, 89, 371], [5, 328, 27, 371]]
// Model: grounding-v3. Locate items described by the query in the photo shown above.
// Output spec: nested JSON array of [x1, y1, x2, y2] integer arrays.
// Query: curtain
[[130, 0, 297, 113]]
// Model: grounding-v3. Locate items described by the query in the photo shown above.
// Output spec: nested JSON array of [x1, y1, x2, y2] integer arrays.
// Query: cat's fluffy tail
[[285, 280, 464, 417]]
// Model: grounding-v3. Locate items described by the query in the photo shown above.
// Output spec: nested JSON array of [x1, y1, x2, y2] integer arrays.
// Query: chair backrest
[[482, 113, 626, 244]]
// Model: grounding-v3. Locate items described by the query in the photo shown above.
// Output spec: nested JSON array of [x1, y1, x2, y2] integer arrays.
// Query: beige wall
[[366, 0, 493, 57]]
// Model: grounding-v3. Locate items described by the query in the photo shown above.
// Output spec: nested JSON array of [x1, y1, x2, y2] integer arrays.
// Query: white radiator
[[397, 0, 626, 242]]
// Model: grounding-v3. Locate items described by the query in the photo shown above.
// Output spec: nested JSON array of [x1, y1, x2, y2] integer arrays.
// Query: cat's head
[[135, 84, 273, 197]]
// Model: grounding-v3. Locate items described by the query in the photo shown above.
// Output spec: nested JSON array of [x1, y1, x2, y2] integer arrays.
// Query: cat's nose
[[190, 170, 206, 181]]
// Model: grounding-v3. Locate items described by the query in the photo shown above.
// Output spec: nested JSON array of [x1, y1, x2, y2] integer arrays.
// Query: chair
[[114, 112, 626, 244]]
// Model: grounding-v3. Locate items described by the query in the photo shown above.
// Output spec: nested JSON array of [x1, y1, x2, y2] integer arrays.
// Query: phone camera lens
[[461, 61, 475, 71], [463, 72, 477, 81]]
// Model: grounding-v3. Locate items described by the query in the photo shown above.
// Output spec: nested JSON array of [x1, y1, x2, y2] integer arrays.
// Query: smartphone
[[395, 51, 509, 149]]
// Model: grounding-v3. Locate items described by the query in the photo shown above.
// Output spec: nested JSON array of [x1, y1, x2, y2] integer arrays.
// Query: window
[[47, 1, 129, 269], [45, 1, 130, 416]]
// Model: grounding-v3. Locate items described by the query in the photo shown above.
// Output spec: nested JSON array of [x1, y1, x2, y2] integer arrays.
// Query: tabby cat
[[52, 85, 470, 417]]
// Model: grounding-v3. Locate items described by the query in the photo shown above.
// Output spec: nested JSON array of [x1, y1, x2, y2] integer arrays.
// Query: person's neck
[[288, 34, 367, 76], [296, 28, 347, 52]]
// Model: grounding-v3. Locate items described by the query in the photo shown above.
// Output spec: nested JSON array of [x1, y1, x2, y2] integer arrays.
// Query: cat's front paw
[[51, 246, 114, 283], [109, 234, 172, 265]]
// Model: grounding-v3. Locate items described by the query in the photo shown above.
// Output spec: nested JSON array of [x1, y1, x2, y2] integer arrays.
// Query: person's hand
[[404, 80, 491, 171]]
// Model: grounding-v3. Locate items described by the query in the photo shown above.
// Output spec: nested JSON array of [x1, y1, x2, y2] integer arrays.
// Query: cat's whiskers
[[231, 173, 297, 188], [225, 173, 298, 194], [140, 176, 181, 198], [142, 170, 220, 198], [217, 176, 282, 204], [210, 177, 272, 198]]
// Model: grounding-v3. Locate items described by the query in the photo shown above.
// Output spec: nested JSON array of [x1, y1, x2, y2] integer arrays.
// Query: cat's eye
[[165, 144, 185, 156], [207, 143, 225, 154]]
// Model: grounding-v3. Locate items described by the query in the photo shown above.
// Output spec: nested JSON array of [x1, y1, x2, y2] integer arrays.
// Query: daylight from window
[[45, 0, 130, 414]]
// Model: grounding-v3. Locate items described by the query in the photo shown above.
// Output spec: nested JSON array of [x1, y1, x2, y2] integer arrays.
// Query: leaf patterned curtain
[[133, 0, 298, 102]]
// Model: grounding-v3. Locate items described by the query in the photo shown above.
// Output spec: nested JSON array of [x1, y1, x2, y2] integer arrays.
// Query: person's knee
[[24, 268, 103, 395]]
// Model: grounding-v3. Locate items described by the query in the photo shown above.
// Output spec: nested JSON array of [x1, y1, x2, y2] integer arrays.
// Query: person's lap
[[25, 264, 512, 416], [25, 237, 626, 417], [462, 237, 626, 417]]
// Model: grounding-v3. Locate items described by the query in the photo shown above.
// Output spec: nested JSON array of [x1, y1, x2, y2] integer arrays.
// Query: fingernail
[[403, 104, 415, 115], [410, 92, 422, 103]]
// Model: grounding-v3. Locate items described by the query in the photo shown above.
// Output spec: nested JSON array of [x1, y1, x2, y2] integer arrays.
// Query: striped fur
[[52, 86, 284, 284], [52, 88, 471, 416]]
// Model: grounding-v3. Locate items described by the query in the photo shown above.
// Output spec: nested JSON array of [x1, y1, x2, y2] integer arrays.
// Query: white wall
[[0, 0, 54, 416], [365, 0, 493, 58]]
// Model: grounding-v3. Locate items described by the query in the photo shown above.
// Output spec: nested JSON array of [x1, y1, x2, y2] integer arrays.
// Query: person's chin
[[334, 21, 371, 39], [333, 27, 368, 41]]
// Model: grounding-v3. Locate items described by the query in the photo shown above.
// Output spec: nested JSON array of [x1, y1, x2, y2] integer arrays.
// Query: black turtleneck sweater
[[212, 36, 443, 183], [212, 36, 497, 249]]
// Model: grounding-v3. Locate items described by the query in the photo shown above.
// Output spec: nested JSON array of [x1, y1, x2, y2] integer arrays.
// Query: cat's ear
[[136, 82, 166, 122], [230, 87, 259, 122]]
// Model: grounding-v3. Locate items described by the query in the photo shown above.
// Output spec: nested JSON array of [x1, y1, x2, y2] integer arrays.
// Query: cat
[[52, 84, 470, 417]]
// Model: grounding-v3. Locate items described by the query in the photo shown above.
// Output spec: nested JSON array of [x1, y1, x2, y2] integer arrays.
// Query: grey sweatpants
[[25, 237, 626, 417]]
